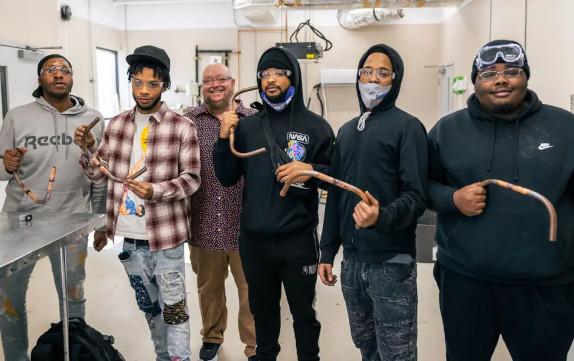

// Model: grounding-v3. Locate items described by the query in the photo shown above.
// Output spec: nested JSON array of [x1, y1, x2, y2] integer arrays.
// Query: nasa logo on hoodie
[[285, 131, 309, 161]]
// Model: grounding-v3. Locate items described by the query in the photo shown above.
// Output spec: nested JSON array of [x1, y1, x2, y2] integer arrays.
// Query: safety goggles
[[475, 43, 524, 71]]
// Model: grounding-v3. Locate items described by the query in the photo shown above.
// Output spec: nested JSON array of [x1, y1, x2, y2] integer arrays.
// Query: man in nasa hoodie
[[0, 54, 106, 361]]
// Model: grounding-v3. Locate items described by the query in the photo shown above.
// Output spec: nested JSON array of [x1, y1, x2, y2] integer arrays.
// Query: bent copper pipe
[[229, 86, 266, 158], [5, 148, 57, 204], [280, 169, 370, 205], [13, 165, 56, 204], [81, 117, 147, 182], [479, 179, 557, 242]]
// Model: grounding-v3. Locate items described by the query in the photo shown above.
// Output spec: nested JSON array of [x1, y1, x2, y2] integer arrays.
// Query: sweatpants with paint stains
[[0, 235, 88, 361], [119, 240, 191, 361]]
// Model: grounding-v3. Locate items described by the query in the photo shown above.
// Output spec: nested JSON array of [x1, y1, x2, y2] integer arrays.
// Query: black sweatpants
[[434, 262, 574, 361], [239, 231, 321, 361]]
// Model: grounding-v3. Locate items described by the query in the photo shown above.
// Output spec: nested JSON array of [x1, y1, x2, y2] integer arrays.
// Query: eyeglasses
[[478, 68, 522, 81], [132, 78, 165, 89], [257, 69, 292, 80], [358, 67, 395, 80], [202, 76, 232, 86], [41, 66, 73, 75], [475, 43, 524, 71]]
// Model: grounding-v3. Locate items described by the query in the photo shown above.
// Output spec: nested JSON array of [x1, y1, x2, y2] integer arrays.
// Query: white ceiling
[[63, 0, 464, 31]]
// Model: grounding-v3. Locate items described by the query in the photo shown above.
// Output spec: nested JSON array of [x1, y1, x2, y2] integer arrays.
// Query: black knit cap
[[127, 45, 170, 71], [257, 48, 294, 76], [471, 39, 530, 84], [37, 54, 72, 76]]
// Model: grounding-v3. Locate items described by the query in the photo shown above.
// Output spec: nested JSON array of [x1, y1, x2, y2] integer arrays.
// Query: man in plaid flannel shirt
[[75, 45, 200, 361]]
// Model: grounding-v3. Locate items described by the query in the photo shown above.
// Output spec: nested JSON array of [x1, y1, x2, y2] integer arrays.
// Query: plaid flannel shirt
[[80, 102, 201, 251]]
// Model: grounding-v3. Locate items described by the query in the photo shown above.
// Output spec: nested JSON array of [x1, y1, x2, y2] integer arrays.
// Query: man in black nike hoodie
[[428, 40, 574, 361], [213, 47, 335, 361], [319, 44, 427, 361]]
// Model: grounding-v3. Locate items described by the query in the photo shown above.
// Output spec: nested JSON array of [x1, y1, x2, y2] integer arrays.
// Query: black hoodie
[[213, 47, 335, 237], [319, 44, 428, 265], [428, 90, 574, 284]]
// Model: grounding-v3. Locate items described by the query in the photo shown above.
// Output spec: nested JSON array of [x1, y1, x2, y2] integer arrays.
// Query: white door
[[438, 63, 454, 119]]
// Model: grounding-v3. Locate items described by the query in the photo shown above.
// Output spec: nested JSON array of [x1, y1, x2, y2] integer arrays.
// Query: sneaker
[[247, 356, 258, 361], [199, 342, 221, 361]]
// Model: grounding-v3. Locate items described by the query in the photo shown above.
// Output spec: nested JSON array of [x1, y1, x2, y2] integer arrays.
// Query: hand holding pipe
[[229, 86, 266, 158], [280, 169, 370, 204], [479, 179, 557, 242], [11, 153, 56, 204], [80, 117, 147, 182]]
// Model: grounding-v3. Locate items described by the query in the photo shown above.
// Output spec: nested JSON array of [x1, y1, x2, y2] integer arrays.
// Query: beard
[[265, 88, 287, 104], [133, 92, 162, 112], [476, 81, 527, 116], [204, 93, 231, 113], [42, 80, 73, 99]]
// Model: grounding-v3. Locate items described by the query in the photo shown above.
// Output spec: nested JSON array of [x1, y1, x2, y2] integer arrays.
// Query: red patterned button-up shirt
[[185, 101, 257, 251], [80, 102, 201, 251]]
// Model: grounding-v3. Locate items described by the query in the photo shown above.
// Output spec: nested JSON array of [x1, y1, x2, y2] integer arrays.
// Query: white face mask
[[358, 82, 392, 109]]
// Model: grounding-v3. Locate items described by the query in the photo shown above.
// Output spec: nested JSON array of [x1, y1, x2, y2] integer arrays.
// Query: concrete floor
[[3, 236, 525, 361], [0, 197, 572, 360]]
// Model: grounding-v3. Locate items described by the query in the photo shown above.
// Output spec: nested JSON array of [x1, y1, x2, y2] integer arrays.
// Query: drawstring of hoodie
[[357, 111, 371, 131], [52, 110, 59, 153], [513, 119, 520, 182], [487, 121, 497, 172]]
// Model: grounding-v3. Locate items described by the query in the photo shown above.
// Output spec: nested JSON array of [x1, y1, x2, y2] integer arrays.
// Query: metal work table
[[0, 212, 106, 361]]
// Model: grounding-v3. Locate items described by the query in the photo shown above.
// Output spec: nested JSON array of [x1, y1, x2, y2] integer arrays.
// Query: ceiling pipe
[[337, 8, 404, 29]]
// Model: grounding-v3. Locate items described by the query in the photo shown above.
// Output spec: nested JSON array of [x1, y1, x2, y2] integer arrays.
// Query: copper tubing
[[80, 117, 148, 182], [480, 179, 557, 242], [13, 165, 56, 204], [280, 169, 370, 205], [229, 86, 266, 158]]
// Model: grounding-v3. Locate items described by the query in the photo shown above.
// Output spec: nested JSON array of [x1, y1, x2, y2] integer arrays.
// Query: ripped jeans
[[119, 240, 191, 361], [0, 235, 88, 361], [340, 253, 417, 361]]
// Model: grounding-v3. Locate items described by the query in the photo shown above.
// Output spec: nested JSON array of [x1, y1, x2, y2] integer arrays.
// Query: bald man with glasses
[[184, 63, 258, 361]]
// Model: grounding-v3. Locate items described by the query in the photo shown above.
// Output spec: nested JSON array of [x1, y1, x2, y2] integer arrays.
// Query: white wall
[[126, 23, 441, 132]]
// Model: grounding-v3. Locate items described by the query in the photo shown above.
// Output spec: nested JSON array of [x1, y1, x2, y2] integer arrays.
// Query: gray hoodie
[[0, 95, 106, 214]]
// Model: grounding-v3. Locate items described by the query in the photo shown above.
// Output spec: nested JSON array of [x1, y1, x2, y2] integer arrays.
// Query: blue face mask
[[358, 82, 392, 110], [261, 86, 296, 112]]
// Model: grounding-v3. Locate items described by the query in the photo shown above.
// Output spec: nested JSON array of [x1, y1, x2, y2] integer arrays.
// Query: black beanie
[[37, 54, 72, 76], [471, 40, 529, 84], [257, 48, 294, 75]]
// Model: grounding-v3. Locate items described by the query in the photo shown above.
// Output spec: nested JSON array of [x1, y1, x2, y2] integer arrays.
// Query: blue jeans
[[340, 254, 417, 361], [0, 236, 88, 361], [119, 240, 191, 361]]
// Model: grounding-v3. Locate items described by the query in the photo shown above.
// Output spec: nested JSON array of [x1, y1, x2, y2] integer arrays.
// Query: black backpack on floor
[[31, 317, 126, 361]]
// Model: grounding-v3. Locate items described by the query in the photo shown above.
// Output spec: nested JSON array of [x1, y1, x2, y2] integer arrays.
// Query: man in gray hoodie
[[0, 54, 107, 361]]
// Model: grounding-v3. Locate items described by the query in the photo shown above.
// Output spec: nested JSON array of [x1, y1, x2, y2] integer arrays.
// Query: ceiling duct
[[337, 8, 404, 29], [232, 0, 470, 11]]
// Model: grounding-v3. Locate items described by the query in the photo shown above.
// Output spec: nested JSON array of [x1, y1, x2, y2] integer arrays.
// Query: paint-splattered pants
[[119, 240, 191, 361], [341, 253, 417, 361], [0, 235, 88, 361]]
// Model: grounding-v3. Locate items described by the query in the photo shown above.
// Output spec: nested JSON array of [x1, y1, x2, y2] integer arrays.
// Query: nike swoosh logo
[[538, 144, 554, 150]]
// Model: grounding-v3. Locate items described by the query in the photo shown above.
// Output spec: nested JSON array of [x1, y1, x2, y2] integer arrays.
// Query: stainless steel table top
[[0, 212, 106, 279]]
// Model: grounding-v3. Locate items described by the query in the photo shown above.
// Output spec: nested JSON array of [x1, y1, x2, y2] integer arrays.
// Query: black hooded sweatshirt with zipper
[[428, 90, 574, 285], [213, 47, 335, 238], [319, 44, 428, 265]]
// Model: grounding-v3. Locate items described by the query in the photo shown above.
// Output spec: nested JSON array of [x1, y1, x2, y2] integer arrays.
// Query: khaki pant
[[189, 245, 256, 357]]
